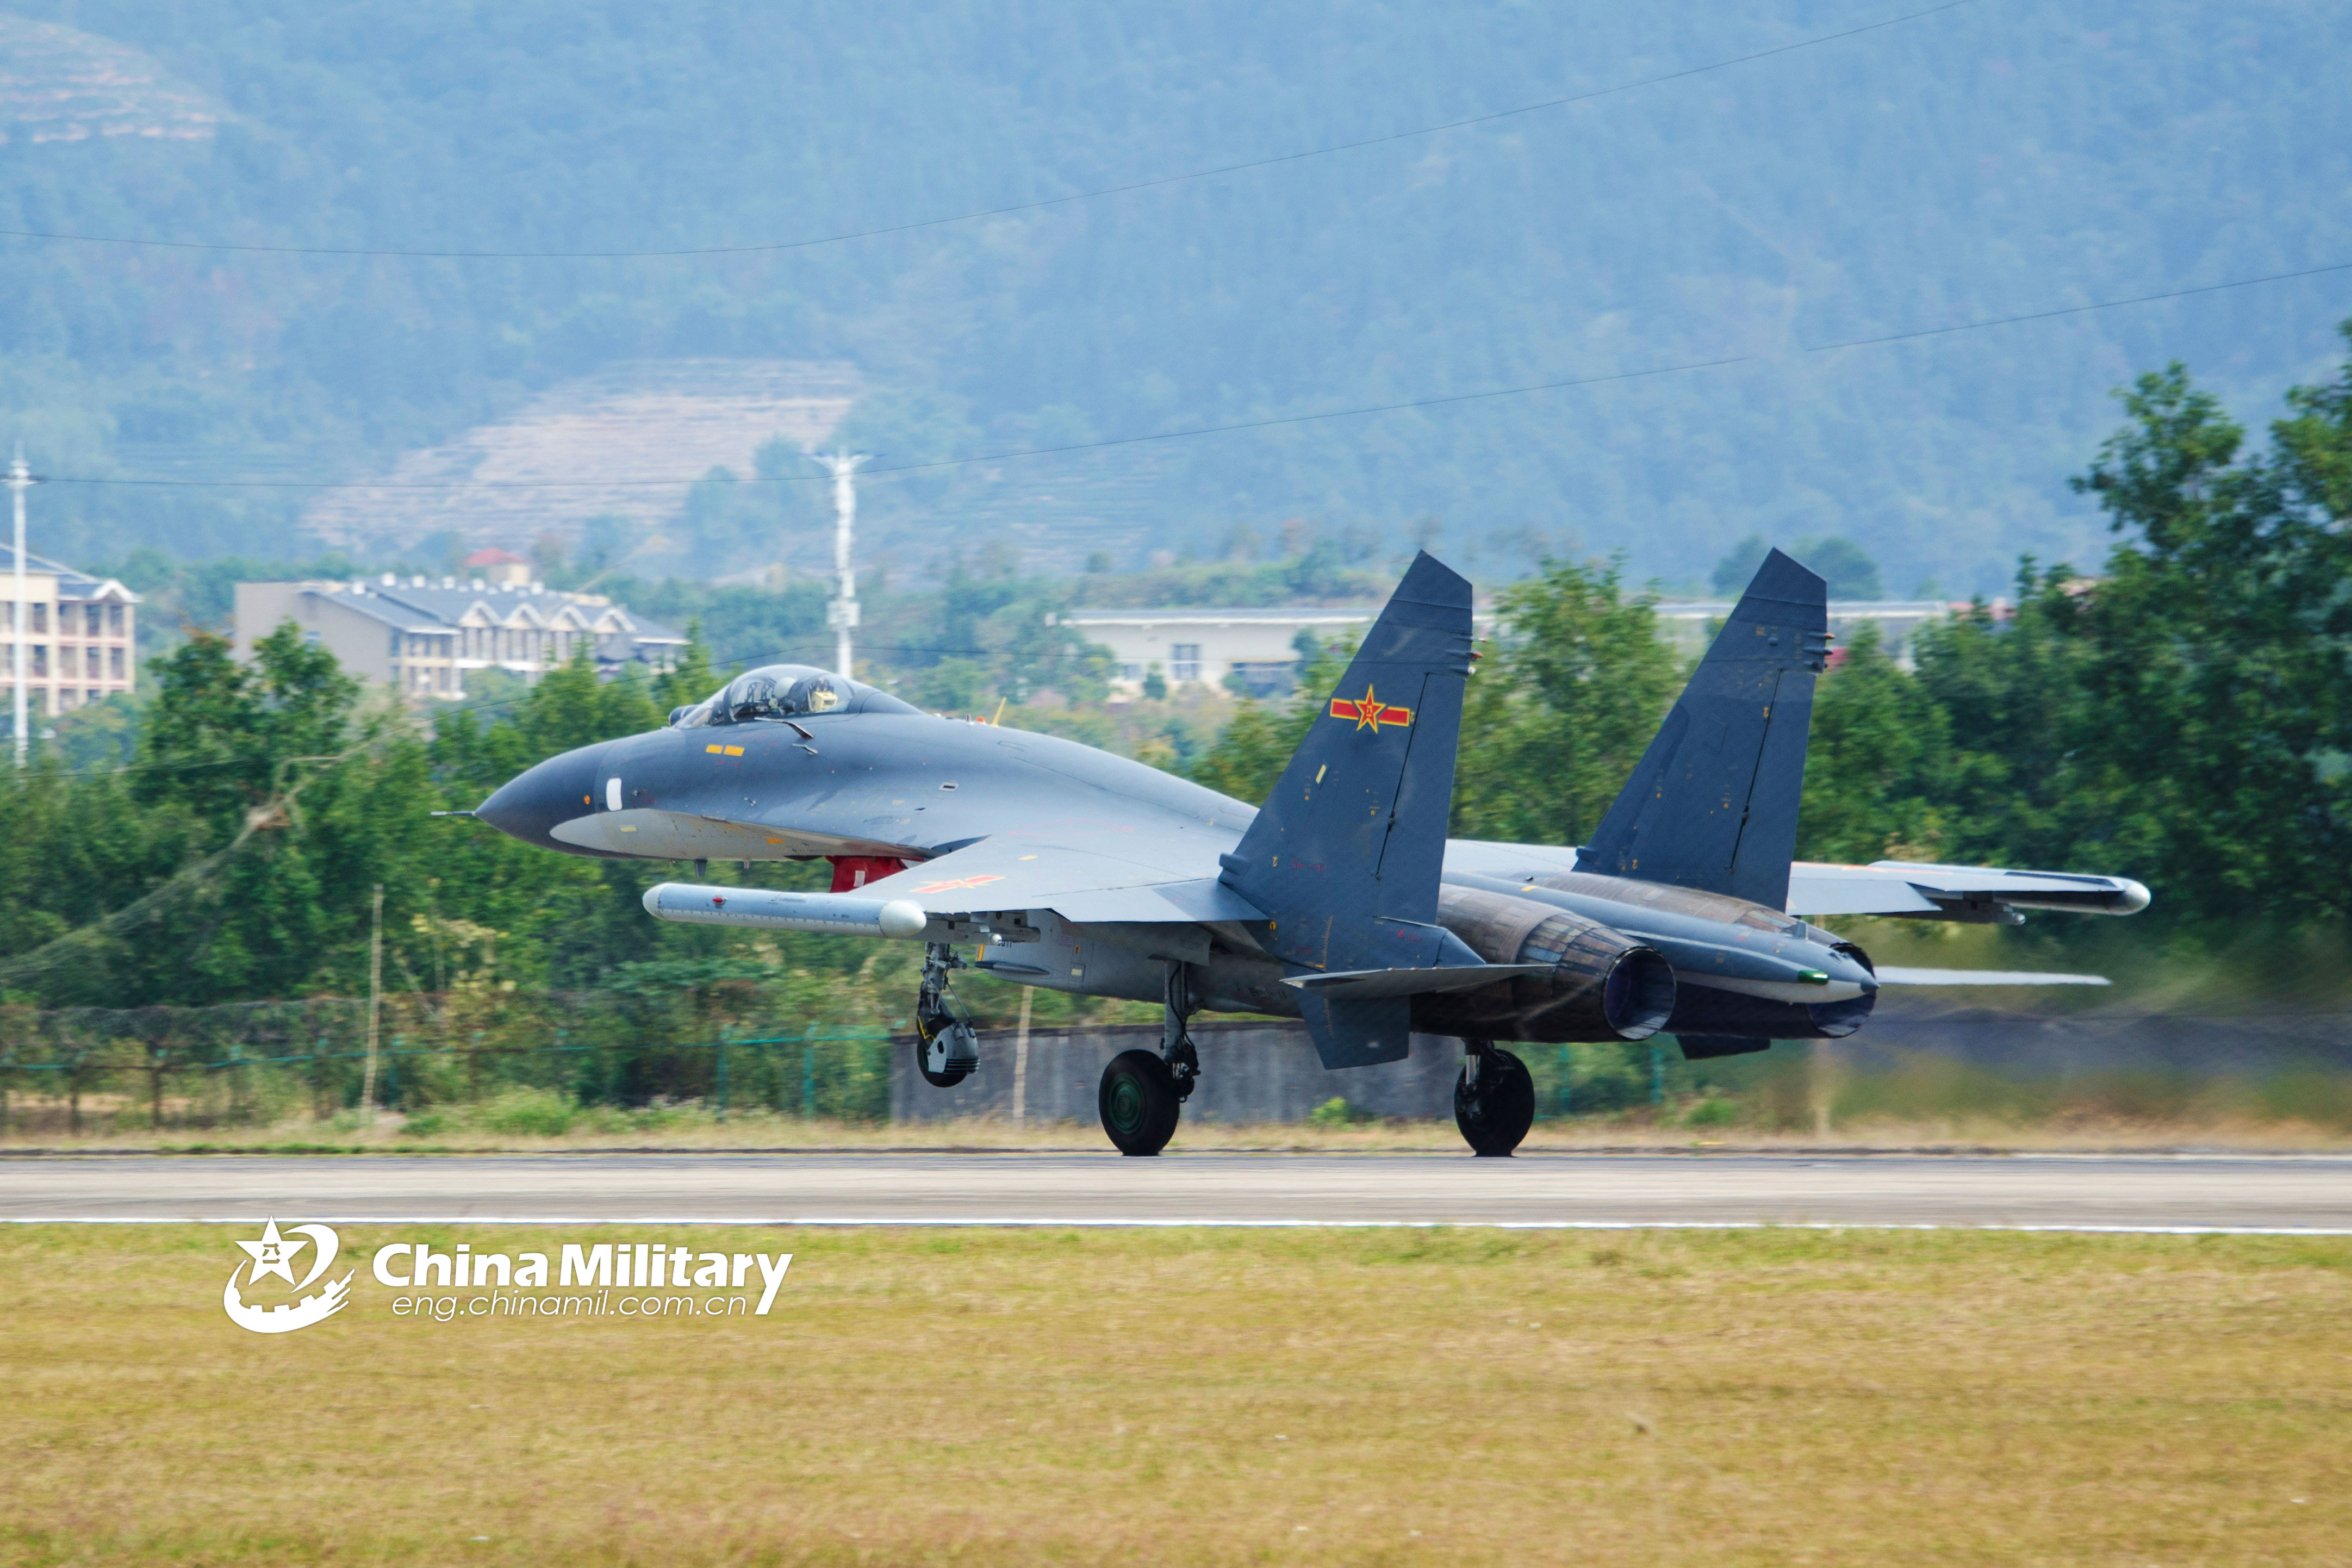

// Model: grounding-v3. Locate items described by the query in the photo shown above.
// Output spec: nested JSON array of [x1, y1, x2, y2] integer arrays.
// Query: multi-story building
[[1, 546, 141, 720], [1064, 606, 1392, 699], [233, 574, 686, 701]]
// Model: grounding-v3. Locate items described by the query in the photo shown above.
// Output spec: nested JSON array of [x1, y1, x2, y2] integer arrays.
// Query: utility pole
[[1012, 986, 1033, 1131], [362, 885, 384, 1121], [9, 450, 35, 769], [812, 450, 870, 679]]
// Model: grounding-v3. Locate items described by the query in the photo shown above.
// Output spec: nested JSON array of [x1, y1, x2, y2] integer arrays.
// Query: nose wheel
[[914, 942, 978, 1088], [1455, 1041, 1534, 1156]]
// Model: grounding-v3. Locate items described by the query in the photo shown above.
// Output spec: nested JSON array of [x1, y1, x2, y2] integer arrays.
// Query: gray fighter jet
[[476, 550, 2147, 1155]]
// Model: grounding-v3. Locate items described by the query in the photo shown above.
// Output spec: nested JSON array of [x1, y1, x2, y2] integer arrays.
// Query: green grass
[[3, 1224, 2348, 1564]]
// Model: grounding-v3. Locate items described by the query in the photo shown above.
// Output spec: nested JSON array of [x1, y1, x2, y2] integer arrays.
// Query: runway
[[4, 1151, 2349, 1230]]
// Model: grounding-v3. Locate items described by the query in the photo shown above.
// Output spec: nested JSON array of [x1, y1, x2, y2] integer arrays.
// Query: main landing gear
[[1098, 963, 1200, 1156], [1455, 1039, 1534, 1157], [913, 942, 980, 1088]]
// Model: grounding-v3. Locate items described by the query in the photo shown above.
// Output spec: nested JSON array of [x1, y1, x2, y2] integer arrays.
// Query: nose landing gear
[[1454, 1039, 1534, 1156], [914, 942, 979, 1088]]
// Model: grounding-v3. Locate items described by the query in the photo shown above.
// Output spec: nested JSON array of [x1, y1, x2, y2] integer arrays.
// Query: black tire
[[1098, 1049, 1181, 1156], [1454, 1047, 1535, 1157], [914, 1031, 970, 1088], [915, 1053, 968, 1089]]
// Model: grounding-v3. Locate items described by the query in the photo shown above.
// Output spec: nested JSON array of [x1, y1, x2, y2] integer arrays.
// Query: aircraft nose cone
[[477, 743, 607, 851]]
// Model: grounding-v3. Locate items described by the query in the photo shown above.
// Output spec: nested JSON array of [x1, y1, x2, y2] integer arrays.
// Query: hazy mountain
[[1, 0, 2346, 594]]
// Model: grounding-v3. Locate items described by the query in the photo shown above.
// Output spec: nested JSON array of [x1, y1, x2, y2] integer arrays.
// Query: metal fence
[[9, 990, 2350, 1136], [0, 994, 901, 1133]]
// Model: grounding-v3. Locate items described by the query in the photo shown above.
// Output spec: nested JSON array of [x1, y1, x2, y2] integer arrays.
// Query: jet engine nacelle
[[1665, 934, 1878, 1044], [1413, 886, 1677, 1043]]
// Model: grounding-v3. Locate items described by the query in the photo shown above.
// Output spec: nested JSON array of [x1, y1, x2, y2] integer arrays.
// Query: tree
[[1797, 536, 1883, 600], [1710, 534, 1771, 595], [1450, 557, 1683, 846], [1795, 623, 1951, 864], [1714, 533, 1882, 598], [135, 624, 361, 831], [2048, 345, 2352, 924]]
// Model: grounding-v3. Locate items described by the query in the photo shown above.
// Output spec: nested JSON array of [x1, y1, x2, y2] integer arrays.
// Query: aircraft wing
[[856, 833, 1267, 926], [1784, 860, 2151, 921], [1450, 841, 2151, 924]]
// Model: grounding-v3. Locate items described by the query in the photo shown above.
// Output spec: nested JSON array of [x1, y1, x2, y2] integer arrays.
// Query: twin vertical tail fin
[[1219, 552, 1477, 1067], [1575, 548, 1830, 911]]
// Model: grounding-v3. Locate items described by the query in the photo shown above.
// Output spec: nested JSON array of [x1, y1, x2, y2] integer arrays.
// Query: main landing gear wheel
[[1455, 1043, 1534, 1157], [1099, 1049, 1181, 1156]]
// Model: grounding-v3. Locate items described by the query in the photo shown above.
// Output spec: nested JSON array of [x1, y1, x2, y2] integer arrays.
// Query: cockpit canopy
[[668, 664, 918, 727]]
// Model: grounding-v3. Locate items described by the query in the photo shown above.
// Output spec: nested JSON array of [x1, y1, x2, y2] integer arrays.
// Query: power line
[[0, 2, 1973, 263], [42, 356, 1748, 491], [1804, 259, 2352, 350], [35, 247, 2352, 496]]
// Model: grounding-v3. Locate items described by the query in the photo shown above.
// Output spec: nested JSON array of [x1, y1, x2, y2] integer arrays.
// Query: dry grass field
[[3, 1224, 2347, 1566]]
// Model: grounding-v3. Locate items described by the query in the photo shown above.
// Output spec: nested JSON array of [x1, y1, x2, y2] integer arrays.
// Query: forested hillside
[[1, 1, 2347, 592]]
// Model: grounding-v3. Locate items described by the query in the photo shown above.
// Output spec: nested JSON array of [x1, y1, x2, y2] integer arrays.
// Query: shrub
[[1685, 1096, 1738, 1128], [477, 1086, 576, 1137], [1308, 1096, 1360, 1128]]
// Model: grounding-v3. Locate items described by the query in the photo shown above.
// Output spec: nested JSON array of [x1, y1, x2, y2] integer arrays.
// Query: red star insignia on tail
[[1327, 683, 1413, 732]]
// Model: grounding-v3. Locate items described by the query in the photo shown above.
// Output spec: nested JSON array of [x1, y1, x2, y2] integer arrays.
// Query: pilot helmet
[[725, 671, 785, 721]]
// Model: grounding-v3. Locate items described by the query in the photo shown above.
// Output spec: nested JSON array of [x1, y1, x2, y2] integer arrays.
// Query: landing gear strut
[[914, 942, 979, 1088], [1454, 1040, 1534, 1157], [1097, 962, 1199, 1155], [1160, 961, 1200, 1105]]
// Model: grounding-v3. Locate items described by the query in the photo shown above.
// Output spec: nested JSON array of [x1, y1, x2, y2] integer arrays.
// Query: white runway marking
[[4, 1152, 2349, 1231], [10, 1217, 2350, 1234]]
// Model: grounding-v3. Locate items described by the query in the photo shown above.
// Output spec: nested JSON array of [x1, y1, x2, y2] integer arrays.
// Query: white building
[[1650, 599, 1952, 669], [1068, 595, 1956, 699], [233, 575, 685, 701], [2, 546, 140, 721], [1064, 606, 1388, 698]]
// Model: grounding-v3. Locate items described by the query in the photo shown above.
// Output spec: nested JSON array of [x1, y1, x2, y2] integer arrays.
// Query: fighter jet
[[475, 550, 2148, 1156]]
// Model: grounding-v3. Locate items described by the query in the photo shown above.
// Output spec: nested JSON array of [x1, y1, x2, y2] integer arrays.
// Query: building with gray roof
[[233, 574, 686, 701], [3, 544, 140, 724]]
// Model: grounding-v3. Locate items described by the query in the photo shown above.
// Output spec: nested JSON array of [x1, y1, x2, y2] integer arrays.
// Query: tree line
[[3, 338, 2348, 1022]]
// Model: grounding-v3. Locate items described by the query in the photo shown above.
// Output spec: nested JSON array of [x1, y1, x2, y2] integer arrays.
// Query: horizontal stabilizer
[[1872, 967, 2111, 986], [1677, 1036, 1770, 1060], [1283, 963, 1553, 999], [1302, 994, 1413, 1070]]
